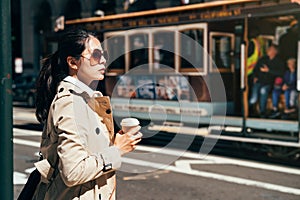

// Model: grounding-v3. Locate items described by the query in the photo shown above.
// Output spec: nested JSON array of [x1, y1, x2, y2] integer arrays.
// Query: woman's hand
[[282, 84, 289, 91], [114, 126, 142, 156]]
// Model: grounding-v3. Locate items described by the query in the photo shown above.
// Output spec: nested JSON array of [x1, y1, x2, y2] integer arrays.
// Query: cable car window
[[180, 29, 204, 72], [106, 35, 125, 73], [210, 33, 234, 72], [153, 31, 175, 70], [129, 33, 149, 70]]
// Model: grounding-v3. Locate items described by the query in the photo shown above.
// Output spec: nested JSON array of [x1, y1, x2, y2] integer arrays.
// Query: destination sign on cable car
[[84, 8, 242, 31]]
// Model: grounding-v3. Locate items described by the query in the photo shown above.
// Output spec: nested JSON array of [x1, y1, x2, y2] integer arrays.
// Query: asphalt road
[[13, 106, 300, 200]]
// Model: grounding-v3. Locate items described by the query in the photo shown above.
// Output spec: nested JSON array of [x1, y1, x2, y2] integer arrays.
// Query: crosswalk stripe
[[13, 128, 41, 136], [13, 138, 40, 148]]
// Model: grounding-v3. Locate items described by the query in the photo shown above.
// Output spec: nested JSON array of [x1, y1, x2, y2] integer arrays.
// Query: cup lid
[[120, 118, 139, 126]]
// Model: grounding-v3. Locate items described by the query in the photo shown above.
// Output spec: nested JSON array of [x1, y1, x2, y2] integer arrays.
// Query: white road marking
[[175, 159, 217, 171], [14, 135, 300, 195], [13, 128, 42, 136], [14, 172, 28, 185], [14, 137, 300, 176], [24, 167, 36, 174], [14, 167, 36, 185], [122, 157, 300, 196], [13, 111, 38, 123], [13, 130, 300, 175], [136, 145, 300, 176], [123, 170, 169, 181], [13, 138, 40, 148]]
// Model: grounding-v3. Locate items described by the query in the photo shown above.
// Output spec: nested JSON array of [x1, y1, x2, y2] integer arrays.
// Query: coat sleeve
[[53, 94, 121, 187]]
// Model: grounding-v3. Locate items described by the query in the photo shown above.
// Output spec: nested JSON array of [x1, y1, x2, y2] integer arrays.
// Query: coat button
[[58, 116, 63, 122], [106, 109, 111, 114], [99, 194, 101, 200], [95, 127, 100, 135], [59, 87, 64, 93]]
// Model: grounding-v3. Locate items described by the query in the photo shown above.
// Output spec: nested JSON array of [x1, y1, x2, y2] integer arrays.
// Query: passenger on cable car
[[249, 44, 285, 118], [270, 58, 297, 119], [247, 30, 265, 101]]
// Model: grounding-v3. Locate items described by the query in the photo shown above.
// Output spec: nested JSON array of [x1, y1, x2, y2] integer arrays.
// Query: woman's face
[[76, 36, 106, 86]]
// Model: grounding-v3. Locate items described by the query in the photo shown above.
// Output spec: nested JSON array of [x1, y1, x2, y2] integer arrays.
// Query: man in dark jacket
[[249, 44, 285, 117]]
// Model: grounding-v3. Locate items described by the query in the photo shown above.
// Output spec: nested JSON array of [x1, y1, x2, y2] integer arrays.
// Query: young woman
[[33, 29, 142, 200]]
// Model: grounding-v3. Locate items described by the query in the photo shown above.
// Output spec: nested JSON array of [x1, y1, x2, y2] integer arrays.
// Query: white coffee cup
[[120, 118, 140, 133]]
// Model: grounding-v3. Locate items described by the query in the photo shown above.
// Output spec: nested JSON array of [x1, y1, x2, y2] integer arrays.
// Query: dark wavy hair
[[35, 29, 94, 123]]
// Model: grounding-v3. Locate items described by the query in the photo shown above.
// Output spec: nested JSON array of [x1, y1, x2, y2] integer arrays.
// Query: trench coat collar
[[63, 76, 96, 97]]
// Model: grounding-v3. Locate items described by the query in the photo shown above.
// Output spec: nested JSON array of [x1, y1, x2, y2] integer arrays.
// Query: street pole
[[0, 0, 13, 199]]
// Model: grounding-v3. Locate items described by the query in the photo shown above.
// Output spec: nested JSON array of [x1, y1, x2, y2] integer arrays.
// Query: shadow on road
[[14, 123, 43, 131]]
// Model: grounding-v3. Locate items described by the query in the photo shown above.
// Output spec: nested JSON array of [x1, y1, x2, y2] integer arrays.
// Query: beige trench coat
[[33, 77, 121, 200]]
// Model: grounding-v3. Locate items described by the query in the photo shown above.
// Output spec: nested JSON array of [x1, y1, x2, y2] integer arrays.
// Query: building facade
[[14, 0, 207, 74]]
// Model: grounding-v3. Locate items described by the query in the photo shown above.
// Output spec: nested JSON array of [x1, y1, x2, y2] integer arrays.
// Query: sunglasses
[[81, 49, 108, 66]]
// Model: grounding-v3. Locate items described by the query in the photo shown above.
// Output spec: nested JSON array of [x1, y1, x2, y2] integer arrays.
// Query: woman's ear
[[67, 56, 79, 70]]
